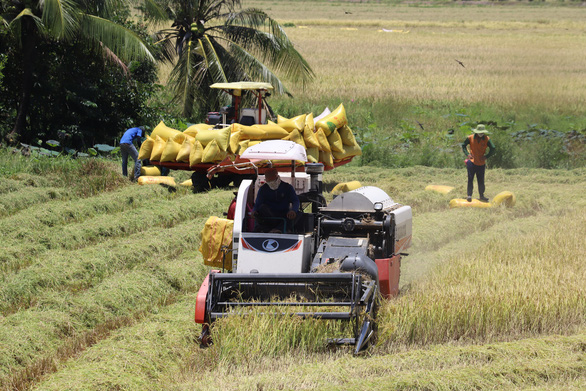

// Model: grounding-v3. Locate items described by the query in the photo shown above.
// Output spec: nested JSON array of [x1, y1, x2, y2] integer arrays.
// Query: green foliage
[[270, 96, 586, 169], [0, 0, 155, 145], [147, 0, 314, 118]]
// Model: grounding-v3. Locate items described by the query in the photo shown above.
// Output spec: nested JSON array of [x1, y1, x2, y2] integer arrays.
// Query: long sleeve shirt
[[120, 127, 143, 145], [253, 181, 300, 214]]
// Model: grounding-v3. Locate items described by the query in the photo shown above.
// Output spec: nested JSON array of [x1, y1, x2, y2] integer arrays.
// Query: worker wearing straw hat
[[462, 124, 496, 202]]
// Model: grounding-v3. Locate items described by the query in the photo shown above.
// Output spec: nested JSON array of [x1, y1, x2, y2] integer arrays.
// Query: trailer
[[148, 82, 354, 192]]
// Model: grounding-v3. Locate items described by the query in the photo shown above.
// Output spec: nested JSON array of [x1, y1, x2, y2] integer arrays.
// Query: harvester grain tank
[[194, 141, 412, 354]]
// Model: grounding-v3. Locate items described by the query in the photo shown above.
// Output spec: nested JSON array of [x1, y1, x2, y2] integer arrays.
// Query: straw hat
[[472, 124, 490, 135]]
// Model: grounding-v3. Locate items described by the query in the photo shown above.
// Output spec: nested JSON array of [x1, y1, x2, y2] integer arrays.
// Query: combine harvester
[[195, 141, 412, 354]]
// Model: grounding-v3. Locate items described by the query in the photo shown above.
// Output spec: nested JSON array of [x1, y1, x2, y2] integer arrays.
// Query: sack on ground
[[140, 166, 161, 176], [137, 176, 176, 186]]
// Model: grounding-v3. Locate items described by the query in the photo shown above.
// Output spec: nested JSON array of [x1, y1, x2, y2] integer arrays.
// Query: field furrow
[[30, 292, 200, 391], [0, 216, 212, 316], [0, 185, 167, 236], [0, 253, 207, 389], [0, 189, 233, 274], [0, 187, 73, 218]]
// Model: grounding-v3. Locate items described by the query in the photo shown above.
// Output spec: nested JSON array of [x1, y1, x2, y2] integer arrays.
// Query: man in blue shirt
[[252, 168, 300, 233], [120, 126, 145, 181]]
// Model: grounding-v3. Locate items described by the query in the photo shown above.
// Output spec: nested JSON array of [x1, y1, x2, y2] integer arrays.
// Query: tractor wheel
[[210, 174, 234, 189], [191, 172, 210, 193]]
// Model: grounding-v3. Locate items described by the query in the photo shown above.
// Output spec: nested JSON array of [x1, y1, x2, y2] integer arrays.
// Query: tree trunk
[[5, 22, 36, 145]]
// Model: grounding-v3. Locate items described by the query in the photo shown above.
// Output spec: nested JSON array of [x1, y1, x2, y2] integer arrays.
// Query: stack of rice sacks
[[138, 104, 361, 168]]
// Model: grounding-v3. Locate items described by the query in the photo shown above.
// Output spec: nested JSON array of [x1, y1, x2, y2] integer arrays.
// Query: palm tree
[[150, 0, 314, 118], [1, 0, 154, 144]]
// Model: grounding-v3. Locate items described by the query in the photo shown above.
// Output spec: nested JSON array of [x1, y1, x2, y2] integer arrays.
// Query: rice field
[[2, 1, 586, 390], [0, 149, 584, 390]]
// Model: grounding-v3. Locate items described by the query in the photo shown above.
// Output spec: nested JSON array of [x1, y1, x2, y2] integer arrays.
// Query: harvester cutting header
[[195, 141, 412, 354], [136, 82, 362, 192]]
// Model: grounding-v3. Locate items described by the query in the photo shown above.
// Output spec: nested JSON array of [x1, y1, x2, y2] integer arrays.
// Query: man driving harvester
[[252, 168, 300, 233], [462, 124, 496, 202]]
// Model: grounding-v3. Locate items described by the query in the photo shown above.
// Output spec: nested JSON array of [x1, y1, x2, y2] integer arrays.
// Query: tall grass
[[377, 209, 586, 349]]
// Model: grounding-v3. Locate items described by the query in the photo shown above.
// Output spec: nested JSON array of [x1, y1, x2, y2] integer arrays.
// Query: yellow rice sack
[[137, 176, 176, 186], [150, 135, 166, 161], [332, 181, 362, 194], [449, 198, 492, 209], [305, 113, 315, 132], [425, 185, 454, 195], [151, 121, 181, 141], [492, 191, 516, 207], [303, 130, 320, 149], [189, 140, 204, 166], [176, 137, 194, 163], [196, 126, 231, 151], [160, 138, 182, 162], [140, 165, 161, 176], [229, 131, 241, 154], [339, 125, 358, 146], [138, 135, 154, 160], [315, 103, 347, 136], [254, 123, 289, 139], [184, 123, 213, 138], [319, 150, 334, 168], [172, 133, 187, 145], [315, 129, 331, 152], [278, 114, 306, 132], [237, 139, 250, 155], [333, 144, 362, 160], [199, 216, 234, 270], [306, 147, 319, 163], [284, 129, 306, 148], [327, 129, 344, 153], [202, 139, 228, 163], [232, 123, 266, 140]]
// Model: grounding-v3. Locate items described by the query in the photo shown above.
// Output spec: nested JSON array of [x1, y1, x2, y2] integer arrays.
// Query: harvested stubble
[[0, 186, 71, 218], [0, 254, 208, 388], [31, 293, 201, 391], [0, 188, 233, 274], [0, 216, 211, 315]]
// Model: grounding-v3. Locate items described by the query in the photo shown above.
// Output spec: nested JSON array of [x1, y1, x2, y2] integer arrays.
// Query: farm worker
[[252, 168, 300, 233], [120, 126, 145, 181], [462, 124, 496, 202]]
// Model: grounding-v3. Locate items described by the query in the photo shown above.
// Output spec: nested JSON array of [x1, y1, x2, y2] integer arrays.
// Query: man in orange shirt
[[462, 124, 496, 202]]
